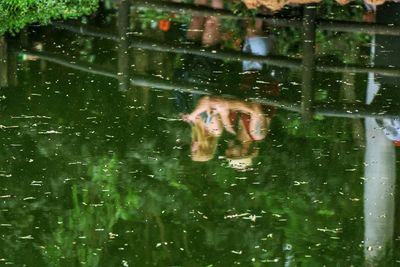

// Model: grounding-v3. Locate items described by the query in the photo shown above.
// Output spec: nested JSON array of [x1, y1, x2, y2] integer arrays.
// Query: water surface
[[0, 1, 400, 266]]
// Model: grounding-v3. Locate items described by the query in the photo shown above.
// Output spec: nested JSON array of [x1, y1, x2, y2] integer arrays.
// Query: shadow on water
[[1, 0, 400, 266]]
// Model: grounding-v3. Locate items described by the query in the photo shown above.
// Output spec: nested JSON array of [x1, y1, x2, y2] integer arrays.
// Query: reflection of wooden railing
[[23, 50, 118, 79], [301, 5, 316, 120], [0, 37, 18, 88], [21, 48, 400, 120], [0, 37, 7, 88], [133, 0, 400, 36], [52, 22, 400, 77], [8, 1, 400, 120]]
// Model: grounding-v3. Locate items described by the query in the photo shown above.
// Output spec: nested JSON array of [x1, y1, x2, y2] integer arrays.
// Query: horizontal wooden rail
[[20, 49, 400, 120], [130, 76, 211, 96], [317, 63, 400, 78], [318, 20, 400, 36], [52, 22, 118, 41], [313, 103, 400, 119], [22, 50, 118, 79], [129, 38, 301, 69], [52, 22, 400, 77]]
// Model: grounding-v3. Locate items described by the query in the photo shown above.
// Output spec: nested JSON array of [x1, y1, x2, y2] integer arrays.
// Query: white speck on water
[[224, 213, 250, 219], [38, 130, 62, 134], [19, 235, 34, 240], [0, 125, 19, 129], [30, 181, 42, 186]]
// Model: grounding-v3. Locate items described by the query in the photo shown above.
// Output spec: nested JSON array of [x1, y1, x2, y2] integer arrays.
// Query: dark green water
[[0, 1, 400, 266]]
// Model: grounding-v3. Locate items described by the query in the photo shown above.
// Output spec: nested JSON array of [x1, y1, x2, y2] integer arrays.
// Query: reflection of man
[[179, 17, 282, 169], [220, 99, 271, 170], [223, 18, 280, 170], [240, 18, 281, 91], [242, 19, 274, 73], [185, 0, 223, 47], [175, 5, 282, 169], [182, 96, 273, 169], [173, 0, 225, 115]]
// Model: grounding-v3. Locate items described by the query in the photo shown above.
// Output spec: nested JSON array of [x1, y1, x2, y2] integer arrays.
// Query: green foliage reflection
[[0, 0, 98, 35], [42, 156, 139, 266]]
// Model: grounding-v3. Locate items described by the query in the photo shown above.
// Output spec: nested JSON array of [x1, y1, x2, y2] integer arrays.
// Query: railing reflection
[[7, 0, 396, 122], [0, 37, 18, 89], [117, 0, 130, 91], [18, 47, 400, 121]]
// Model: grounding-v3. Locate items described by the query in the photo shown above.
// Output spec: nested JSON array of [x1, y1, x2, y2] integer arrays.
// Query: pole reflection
[[364, 3, 399, 264]]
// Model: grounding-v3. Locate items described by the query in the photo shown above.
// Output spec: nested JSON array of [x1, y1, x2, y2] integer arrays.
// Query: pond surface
[[0, 1, 400, 266]]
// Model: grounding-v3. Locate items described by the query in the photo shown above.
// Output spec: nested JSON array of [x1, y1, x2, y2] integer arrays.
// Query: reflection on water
[[363, 5, 399, 264], [242, 0, 396, 11], [1, 1, 400, 266], [182, 96, 276, 169], [180, 7, 279, 168]]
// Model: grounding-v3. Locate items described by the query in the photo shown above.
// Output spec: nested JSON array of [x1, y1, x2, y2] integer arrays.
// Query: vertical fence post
[[301, 5, 317, 121], [117, 0, 130, 92], [7, 43, 18, 87], [0, 37, 8, 88]]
